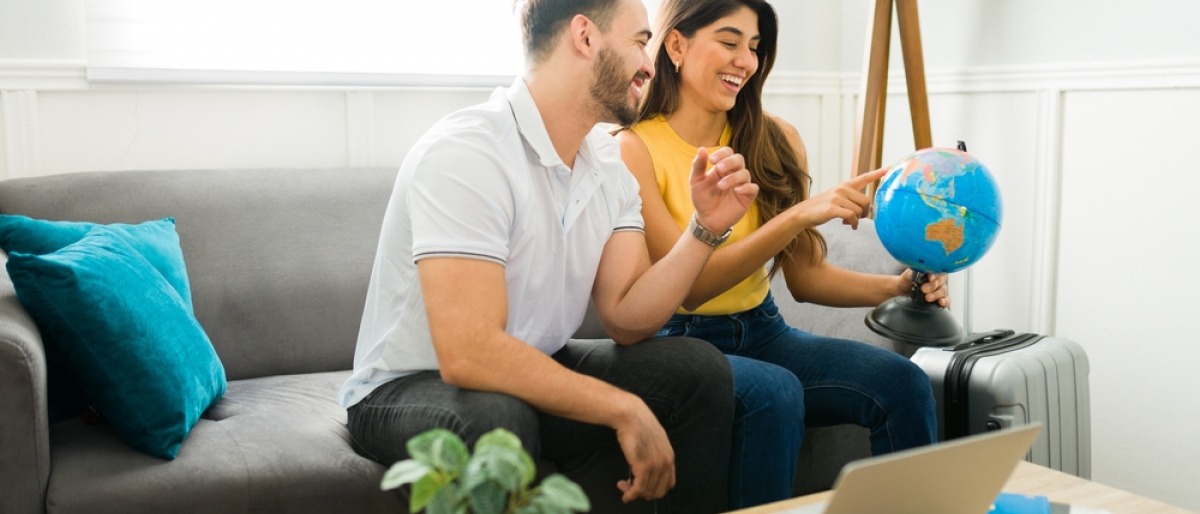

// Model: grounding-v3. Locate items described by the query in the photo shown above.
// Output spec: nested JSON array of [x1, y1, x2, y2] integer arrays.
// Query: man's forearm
[[439, 329, 643, 428]]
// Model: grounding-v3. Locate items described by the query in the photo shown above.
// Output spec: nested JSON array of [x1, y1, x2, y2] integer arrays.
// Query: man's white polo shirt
[[339, 79, 644, 408]]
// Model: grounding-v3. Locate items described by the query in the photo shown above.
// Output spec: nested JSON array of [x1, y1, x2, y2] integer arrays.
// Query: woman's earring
[[674, 61, 681, 73]]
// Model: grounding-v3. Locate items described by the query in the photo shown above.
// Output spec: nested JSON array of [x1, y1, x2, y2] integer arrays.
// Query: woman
[[616, 0, 945, 508]]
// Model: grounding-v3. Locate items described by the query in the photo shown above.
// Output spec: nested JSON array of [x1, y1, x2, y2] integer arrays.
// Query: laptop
[[781, 423, 1042, 514]]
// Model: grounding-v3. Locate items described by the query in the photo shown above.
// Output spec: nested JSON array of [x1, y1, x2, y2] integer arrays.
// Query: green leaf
[[410, 474, 441, 512], [522, 498, 571, 514], [536, 474, 590, 511], [381, 459, 431, 491], [475, 428, 524, 452], [407, 429, 469, 472], [467, 445, 526, 492], [407, 429, 455, 465], [425, 484, 461, 514], [465, 480, 507, 514], [517, 450, 537, 487], [475, 429, 537, 487]]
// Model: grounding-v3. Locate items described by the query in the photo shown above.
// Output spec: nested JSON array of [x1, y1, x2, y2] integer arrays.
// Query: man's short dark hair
[[517, 0, 621, 65]]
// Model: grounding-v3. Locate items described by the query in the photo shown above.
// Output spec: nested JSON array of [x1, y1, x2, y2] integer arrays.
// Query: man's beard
[[590, 48, 641, 126]]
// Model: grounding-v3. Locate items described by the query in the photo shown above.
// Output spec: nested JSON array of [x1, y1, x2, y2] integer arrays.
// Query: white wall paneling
[[1, 90, 41, 180], [0, 98, 6, 178], [1056, 88, 1200, 510], [1029, 89, 1064, 336], [0, 59, 88, 90], [345, 91, 374, 167]]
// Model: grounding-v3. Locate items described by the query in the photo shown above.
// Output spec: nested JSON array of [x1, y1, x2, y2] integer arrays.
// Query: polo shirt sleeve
[[595, 133, 644, 234], [408, 139, 512, 265]]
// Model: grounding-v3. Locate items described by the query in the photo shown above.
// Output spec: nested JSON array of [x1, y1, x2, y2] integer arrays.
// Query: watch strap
[[688, 213, 731, 248]]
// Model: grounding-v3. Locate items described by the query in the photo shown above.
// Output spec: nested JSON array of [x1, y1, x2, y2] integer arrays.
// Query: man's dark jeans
[[347, 337, 734, 514]]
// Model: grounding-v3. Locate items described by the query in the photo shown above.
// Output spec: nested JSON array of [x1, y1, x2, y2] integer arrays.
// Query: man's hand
[[689, 147, 759, 234], [790, 167, 887, 230], [613, 397, 676, 503]]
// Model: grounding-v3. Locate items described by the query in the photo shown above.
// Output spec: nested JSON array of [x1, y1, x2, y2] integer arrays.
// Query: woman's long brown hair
[[632, 0, 825, 275]]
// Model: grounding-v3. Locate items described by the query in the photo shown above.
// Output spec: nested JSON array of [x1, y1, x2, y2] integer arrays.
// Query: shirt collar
[[507, 77, 598, 170]]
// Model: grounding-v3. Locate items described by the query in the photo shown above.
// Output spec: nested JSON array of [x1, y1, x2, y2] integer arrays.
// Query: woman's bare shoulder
[[765, 112, 806, 161]]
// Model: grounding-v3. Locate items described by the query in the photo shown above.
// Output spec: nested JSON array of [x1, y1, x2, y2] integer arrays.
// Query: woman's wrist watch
[[688, 213, 732, 248]]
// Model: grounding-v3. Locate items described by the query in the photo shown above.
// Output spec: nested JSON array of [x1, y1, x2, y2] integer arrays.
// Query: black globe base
[[865, 272, 963, 347]]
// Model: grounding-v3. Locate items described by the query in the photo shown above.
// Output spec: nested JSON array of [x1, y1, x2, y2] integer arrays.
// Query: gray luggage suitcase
[[911, 329, 1092, 478]]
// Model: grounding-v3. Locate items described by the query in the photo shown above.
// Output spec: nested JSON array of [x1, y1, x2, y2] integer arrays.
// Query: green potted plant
[[381, 428, 591, 514]]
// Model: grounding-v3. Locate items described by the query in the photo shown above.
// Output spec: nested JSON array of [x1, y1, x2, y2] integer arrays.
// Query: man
[[339, 0, 759, 511]]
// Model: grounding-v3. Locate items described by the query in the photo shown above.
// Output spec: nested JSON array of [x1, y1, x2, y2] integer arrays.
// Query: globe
[[873, 147, 1003, 274]]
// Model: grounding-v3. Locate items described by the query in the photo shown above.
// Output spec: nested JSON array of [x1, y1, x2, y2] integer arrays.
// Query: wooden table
[[731, 461, 1196, 514]]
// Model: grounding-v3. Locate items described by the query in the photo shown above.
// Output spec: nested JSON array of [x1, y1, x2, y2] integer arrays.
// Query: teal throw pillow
[[0, 214, 195, 423], [0, 214, 193, 312], [6, 227, 226, 460]]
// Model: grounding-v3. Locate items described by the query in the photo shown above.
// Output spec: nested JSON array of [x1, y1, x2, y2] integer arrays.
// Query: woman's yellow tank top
[[630, 115, 769, 316]]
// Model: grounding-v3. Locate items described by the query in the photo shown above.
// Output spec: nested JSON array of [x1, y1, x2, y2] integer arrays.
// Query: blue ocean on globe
[[873, 147, 1002, 274]]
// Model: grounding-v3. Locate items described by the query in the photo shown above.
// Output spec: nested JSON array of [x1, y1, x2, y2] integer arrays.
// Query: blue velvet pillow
[[0, 215, 195, 423], [0, 215, 193, 312], [6, 227, 226, 460]]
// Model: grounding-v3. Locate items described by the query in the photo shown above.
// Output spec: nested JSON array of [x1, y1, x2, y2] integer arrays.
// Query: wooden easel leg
[[896, 0, 932, 150], [853, 0, 893, 177]]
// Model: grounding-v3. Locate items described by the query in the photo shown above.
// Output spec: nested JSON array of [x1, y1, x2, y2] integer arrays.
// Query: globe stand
[[866, 271, 963, 347]]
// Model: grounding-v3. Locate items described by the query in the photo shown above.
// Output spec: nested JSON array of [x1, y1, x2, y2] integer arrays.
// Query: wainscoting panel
[[1056, 87, 1200, 509], [0, 99, 5, 177], [1, 90, 41, 180]]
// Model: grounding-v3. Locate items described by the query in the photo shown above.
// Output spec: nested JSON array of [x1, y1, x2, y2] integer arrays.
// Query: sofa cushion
[[45, 371, 402, 514], [6, 228, 225, 459], [0, 215, 195, 422]]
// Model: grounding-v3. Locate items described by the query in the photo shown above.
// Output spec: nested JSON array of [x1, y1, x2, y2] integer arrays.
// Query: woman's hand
[[789, 168, 886, 230], [689, 146, 759, 233], [898, 269, 951, 308]]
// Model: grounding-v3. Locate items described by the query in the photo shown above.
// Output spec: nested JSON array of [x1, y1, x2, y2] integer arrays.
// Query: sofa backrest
[[0, 167, 399, 380]]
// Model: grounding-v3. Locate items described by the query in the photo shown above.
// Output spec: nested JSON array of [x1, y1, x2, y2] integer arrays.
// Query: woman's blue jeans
[[656, 293, 937, 509]]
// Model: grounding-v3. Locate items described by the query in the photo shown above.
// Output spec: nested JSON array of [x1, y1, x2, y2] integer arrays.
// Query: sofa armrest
[[0, 257, 51, 514]]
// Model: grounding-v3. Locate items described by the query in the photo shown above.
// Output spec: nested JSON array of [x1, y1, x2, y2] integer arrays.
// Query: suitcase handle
[[950, 329, 1017, 351]]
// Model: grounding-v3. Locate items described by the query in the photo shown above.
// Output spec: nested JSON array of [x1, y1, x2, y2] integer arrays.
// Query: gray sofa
[[0, 167, 908, 514]]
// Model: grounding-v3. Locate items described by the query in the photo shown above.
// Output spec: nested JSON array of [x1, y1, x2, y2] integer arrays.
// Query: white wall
[[3, 0, 1200, 510], [0, 0, 85, 60]]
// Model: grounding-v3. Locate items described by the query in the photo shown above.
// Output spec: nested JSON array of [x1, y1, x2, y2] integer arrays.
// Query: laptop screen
[[778, 424, 1041, 514]]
